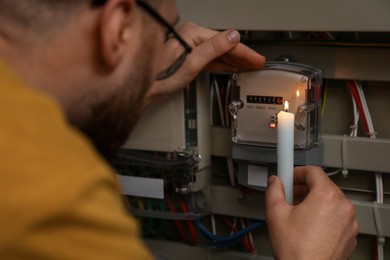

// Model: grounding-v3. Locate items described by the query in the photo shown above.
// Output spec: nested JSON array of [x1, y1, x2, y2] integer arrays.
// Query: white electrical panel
[[122, 90, 186, 152], [122, 74, 211, 170], [113, 74, 211, 212]]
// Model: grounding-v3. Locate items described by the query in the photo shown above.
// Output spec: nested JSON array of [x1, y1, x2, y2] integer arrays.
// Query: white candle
[[277, 101, 295, 205]]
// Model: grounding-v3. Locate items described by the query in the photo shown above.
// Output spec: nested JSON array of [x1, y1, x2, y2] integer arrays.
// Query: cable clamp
[[373, 201, 386, 245], [341, 135, 348, 178]]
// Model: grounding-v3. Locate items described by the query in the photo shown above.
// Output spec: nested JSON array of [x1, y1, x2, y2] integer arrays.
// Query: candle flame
[[296, 90, 300, 98], [284, 100, 289, 112]]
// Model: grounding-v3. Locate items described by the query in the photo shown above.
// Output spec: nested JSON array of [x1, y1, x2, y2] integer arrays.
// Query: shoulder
[[0, 72, 152, 259]]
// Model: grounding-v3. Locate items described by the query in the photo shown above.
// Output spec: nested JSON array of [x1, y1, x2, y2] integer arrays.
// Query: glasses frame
[[92, 0, 192, 80]]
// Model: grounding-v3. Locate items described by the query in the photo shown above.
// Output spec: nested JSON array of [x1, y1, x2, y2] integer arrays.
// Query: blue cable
[[194, 218, 264, 248], [188, 196, 263, 248]]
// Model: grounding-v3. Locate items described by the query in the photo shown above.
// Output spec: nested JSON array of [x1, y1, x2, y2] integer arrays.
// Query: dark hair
[[0, 0, 86, 34]]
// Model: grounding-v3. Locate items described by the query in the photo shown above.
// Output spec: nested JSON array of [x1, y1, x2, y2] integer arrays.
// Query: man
[[0, 0, 358, 259]]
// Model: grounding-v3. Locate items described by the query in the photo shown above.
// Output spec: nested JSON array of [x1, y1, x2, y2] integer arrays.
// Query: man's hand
[[145, 22, 265, 106], [266, 166, 359, 260]]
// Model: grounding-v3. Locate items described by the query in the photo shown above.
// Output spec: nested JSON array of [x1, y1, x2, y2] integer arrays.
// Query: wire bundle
[[134, 198, 167, 238], [211, 74, 232, 127], [194, 217, 263, 250], [347, 81, 385, 260], [165, 196, 198, 245]]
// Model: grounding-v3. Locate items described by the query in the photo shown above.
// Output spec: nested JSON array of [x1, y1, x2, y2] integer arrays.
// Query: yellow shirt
[[0, 61, 153, 259]]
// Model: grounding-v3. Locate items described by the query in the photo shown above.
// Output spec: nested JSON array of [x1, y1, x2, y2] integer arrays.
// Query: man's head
[[0, 0, 179, 159]]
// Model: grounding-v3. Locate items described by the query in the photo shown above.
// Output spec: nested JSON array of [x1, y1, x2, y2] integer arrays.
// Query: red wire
[[221, 217, 252, 252], [243, 219, 256, 253], [221, 217, 238, 233], [349, 83, 379, 260], [346, 81, 370, 134], [374, 239, 379, 260], [347, 81, 367, 131], [165, 196, 187, 243], [179, 197, 198, 245]]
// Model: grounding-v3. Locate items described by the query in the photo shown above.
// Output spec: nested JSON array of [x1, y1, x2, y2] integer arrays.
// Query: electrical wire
[[321, 82, 328, 116], [194, 217, 263, 248], [227, 158, 236, 187], [241, 218, 256, 253], [323, 81, 353, 177], [356, 82, 376, 138], [210, 81, 215, 126], [346, 81, 370, 134], [211, 214, 217, 236], [188, 195, 263, 249], [221, 217, 252, 252], [329, 81, 361, 178], [352, 81, 384, 260], [350, 93, 360, 137], [225, 78, 232, 127], [143, 199, 154, 237], [157, 200, 168, 235], [325, 168, 342, 177], [165, 196, 187, 243], [324, 32, 336, 40], [179, 196, 198, 245], [213, 76, 226, 127]]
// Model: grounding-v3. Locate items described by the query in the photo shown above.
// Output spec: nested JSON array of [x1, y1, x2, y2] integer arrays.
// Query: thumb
[[265, 176, 288, 210], [189, 29, 240, 71]]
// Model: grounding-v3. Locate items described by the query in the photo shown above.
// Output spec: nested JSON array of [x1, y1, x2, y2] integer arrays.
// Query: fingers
[[218, 44, 265, 70], [266, 168, 323, 209], [186, 28, 242, 73], [177, 23, 265, 73], [293, 166, 334, 190], [265, 176, 291, 220], [265, 176, 286, 206], [345, 219, 359, 258], [266, 165, 359, 259], [294, 183, 309, 198]]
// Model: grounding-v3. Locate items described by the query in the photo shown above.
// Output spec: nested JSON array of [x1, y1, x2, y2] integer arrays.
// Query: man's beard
[[74, 53, 154, 161]]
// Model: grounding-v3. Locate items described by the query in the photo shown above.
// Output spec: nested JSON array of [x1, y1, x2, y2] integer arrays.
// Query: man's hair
[[0, 0, 87, 34], [0, 0, 162, 36]]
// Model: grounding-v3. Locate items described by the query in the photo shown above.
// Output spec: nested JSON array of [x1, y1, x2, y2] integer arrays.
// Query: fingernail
[[227, 30, 240, 44], [268, 175, 277, 186]]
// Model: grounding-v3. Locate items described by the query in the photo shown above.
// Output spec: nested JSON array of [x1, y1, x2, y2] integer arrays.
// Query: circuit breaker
[[112, 74, 211, 219]]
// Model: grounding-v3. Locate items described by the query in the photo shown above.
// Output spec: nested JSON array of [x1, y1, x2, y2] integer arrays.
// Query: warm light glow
[[284, 100, 289, 111], [296, 90, 300, 98]]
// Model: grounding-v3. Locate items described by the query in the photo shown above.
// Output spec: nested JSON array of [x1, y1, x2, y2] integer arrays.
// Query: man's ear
[[98, 0, 138, 69]]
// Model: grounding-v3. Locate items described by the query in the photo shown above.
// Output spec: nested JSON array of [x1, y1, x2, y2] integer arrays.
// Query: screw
[[238, 194, 247, 203]]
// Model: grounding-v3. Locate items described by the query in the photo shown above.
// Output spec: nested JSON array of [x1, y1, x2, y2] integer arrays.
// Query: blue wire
[[188, 196, 264, 248], [194, 218, 264, 247]]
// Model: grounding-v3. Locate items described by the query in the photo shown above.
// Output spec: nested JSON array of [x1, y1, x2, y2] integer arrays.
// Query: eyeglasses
[[92, 0, 192, 80]]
